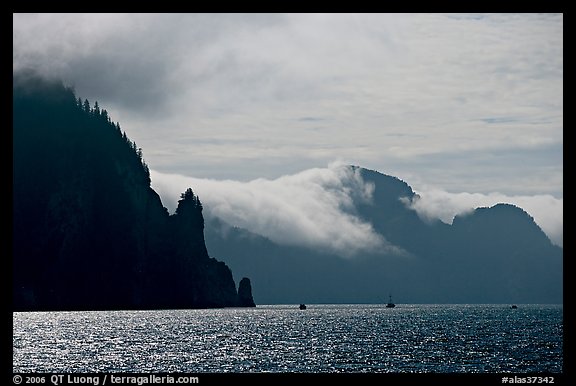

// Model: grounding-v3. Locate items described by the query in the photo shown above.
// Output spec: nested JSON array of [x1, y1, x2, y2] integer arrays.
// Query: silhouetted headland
[[13, 71, 254, 311]]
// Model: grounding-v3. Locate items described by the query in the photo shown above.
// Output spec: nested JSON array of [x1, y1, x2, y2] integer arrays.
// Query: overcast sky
[[13, 13, 563, 247]]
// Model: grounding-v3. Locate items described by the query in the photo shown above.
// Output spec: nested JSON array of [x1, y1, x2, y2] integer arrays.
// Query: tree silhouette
[[177, 188, 203, 214], [83, 99, 90, 113]]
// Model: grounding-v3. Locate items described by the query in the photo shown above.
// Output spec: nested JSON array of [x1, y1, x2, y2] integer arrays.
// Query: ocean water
[[13, 304, 563, 373]]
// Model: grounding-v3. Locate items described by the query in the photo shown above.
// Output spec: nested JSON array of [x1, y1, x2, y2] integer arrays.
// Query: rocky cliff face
[[13, 72, 249, 310], [237, 277, 256, 307]]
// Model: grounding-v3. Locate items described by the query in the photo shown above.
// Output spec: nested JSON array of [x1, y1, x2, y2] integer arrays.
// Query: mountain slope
[[205, 166, 562, 304], [13, 72, 243, 310]]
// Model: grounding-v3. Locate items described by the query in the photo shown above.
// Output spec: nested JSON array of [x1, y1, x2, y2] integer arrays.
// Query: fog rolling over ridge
[[152, 164, 403, 257], [151, 164, 563, 251], [151, 165, 562, 304]]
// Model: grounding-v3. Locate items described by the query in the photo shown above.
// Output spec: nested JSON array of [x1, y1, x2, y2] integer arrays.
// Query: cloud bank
[[151, 165, 563, 258], [405, 188, 563, 247], [151, 164, 399, 257]]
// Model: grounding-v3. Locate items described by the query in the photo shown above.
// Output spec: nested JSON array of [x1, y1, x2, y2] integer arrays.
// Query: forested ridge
[[13, 72, 252, 310]]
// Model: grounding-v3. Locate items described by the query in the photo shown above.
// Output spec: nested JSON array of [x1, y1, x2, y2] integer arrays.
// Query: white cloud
[[13, 13, 563, 211], [404, 187, 563, 247], [14, 13, 562, 198], [151, 162, 563, 258], [150, 164, 403, 257]]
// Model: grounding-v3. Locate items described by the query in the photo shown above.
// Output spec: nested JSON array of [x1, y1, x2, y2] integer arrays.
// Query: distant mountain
[[13, 72, 251, 310], [205, 166, 562, 304]]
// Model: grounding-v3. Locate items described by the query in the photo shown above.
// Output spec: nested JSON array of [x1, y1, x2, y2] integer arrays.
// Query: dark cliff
[[237, 277, 256, 307], [13, 72, 244, 310]]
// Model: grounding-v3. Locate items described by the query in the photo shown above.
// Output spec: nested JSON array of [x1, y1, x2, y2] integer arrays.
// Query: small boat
[[386, 294, 395, 308], [511, 305, 518, 309], [299, 304, 307, 310]]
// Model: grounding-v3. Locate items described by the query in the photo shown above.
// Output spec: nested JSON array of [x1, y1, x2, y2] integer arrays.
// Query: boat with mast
[[386, 294, 396, 308]]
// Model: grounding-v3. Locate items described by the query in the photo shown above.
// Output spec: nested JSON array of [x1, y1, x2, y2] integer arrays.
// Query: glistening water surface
[[13, 304, 563, 373]]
